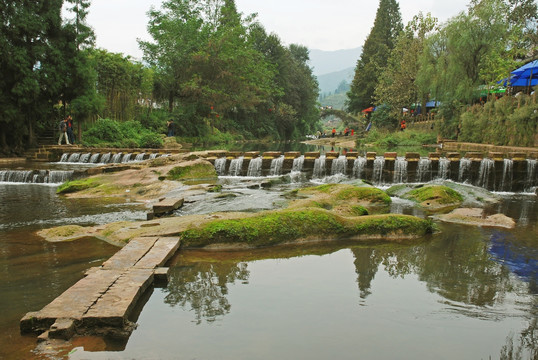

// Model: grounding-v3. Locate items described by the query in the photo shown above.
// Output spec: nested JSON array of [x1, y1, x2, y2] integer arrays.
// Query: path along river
[[0, 158, 537, 359]]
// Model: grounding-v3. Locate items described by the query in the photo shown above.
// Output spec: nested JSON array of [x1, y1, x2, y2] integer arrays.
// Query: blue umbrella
[[508, 60, 538, 87], [511, 60, 538, 77]]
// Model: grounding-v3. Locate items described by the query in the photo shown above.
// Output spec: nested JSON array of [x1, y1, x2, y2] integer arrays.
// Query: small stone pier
[[20, 236, 180, 340]]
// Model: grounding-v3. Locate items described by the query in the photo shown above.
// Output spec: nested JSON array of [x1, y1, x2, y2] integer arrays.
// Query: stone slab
[[153, 198, 184, 214], [83, 268, 154, 327], [101, 237, 158, 270], [134, 237, 181, 269]]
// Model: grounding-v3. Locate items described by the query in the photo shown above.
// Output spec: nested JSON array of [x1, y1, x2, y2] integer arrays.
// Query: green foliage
[[458, 96, 537, 146], [370, 104, 398, 130], [347, 0, 403, 113], [363, 129, 438, 147], [181, 209, 433, 248], [167, 163, 217, 181], [57, 178, 100, 194], [406, 185, 464, 204], [82, 118, 164, 148], [351, 206, 369, 216]]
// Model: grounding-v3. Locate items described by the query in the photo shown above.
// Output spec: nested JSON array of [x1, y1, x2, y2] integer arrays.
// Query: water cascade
[[59, 153, 69, 163], [416, 158, 432, 183], [228, 157, 244, 176], [149, 153, 159, 160], [111, 153, 123, 163], [458, 158, 471, 183], [79, 153, 91, 163], [89, 154, 100, 163], [214, 158, 227, 176], [312, 155, 326, 179], [0, 170, 74, 184], [499, 159, 513, 192], [67, 153, 80, 163], [372, 156, 385, 185], [247, 157, 263, 177], [353, 157, 367, 179], [393, 157, 408, 183], [134, 153, 146, 162], [269, 156, 285, 176], [292, 155, 305, 173], [477, 158, 495, 189], [100, 153, 111, 164], [331, 156, 347, 175], [526, 159, 537, 191], [121, 153, 132, 163], [437, 158, 450, 180]]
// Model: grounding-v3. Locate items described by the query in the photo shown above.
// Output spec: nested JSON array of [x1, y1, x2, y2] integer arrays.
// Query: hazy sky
[[84, 0, 471, 59]]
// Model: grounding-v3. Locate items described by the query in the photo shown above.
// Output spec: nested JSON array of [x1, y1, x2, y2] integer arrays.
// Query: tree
[[375, 13, 438, 120], [0, 0, 65, 152], [346, 0, 402, 114]]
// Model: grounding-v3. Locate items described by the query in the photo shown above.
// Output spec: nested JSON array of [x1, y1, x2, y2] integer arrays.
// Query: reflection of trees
[[164, 262, 249, 324], [351, 226, 520, 308]]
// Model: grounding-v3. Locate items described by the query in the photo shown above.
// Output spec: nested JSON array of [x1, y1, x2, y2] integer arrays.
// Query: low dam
[[206, 151, 538, 193]]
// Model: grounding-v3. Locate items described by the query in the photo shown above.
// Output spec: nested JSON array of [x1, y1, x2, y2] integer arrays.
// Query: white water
[[312, 155, 326, 179], [393, 157, 408, 183], [331, 156, 347, 175], [228, 157, 244, 176], [458, 158, 471, 183], [353, 157, 367, 179], [269, 156, 285, 176], [214, 158, 227, 176], [247, 157, 263, 177], [416, 158, 432, 183], [372, 156, 385, 185], [476, 158, 495, 189]]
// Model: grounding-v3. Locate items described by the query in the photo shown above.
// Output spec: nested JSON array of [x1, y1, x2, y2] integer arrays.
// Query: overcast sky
[[84, 0, 471, 59]]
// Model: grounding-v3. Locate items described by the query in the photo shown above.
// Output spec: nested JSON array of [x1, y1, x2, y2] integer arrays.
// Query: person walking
[[167, 119, 175, 137], [66, 116, 75, 144], [58, 118, 70, 145], [332, 128, 336, 137]]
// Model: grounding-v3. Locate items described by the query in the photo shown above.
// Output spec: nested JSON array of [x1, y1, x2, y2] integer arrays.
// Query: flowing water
[[0, 160, 537, 359]]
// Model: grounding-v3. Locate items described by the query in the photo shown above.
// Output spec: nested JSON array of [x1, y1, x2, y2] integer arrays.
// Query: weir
[[0, 170, 76, 184], [205, 151, 538, 192]]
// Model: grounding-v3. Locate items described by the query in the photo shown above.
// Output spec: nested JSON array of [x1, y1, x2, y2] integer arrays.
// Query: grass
[[57, 178, 100, 194], [180, 209, 435, 248]]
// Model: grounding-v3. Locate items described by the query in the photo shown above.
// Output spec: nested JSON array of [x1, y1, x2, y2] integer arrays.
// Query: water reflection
[[165, 262, 249, 324], [157, 227, 537, 358]]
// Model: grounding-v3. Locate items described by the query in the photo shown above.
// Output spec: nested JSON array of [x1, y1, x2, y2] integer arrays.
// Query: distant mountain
[[317, 67, 354, 97], [308, 47, 361, 76]]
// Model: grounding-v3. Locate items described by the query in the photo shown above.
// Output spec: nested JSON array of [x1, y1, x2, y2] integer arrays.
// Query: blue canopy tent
[[500, 60, 538, 88]]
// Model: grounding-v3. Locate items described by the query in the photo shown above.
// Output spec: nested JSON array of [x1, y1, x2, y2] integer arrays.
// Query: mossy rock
[[302, 184, 391, 204], [404, 185, 463, 211], [180, 209, 434, 248], [167, 161, 217, 181], [57, 178, 100, 194]]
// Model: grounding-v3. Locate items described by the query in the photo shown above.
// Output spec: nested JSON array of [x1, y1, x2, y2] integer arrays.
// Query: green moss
[[57, 178, 100, 194], [180, 209, 434, 248], [351, 205, 369, 216], [310, 184, 339, 193], [406, 185, 463, 205], [335, 187, 391, 204], [385, 184, 408, 197], [167, 162, 217, 181], [208, 184, 222, 193]]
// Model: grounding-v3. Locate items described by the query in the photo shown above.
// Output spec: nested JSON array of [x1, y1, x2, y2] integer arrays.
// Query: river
[[0, 159, 537, 359]]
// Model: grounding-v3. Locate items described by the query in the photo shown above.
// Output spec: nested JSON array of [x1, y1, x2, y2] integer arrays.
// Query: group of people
[[58, 116, 75, 145]]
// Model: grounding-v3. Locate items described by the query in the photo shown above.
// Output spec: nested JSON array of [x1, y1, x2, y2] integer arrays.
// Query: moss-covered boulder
[[181, 208, 435, 248], [404, 185, 463, 212], [57, 178, 101, 194], [167, 160, 217, 181], [288, 184, 391, 217]]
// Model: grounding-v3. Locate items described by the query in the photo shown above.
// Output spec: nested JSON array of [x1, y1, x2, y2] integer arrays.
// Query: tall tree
[[346, 0, 402, 114], [0, 0, 64, 151], [375, 13, 438, 122]]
